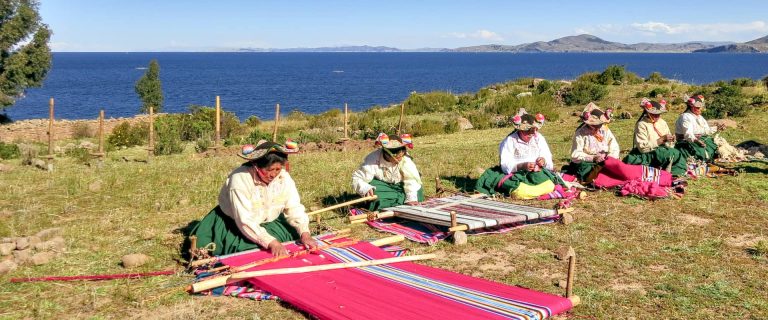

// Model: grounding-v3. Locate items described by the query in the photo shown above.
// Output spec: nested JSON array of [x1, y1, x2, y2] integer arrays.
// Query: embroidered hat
[[685, 94, 705, 109], [238, 139, 298, 160], [374, 133, 414, 150], [640, 98, 667, 115], [581, 102, 612, 126], [511, 108, 545, 131]]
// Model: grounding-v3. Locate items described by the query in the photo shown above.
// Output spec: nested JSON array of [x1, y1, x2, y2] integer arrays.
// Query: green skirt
[[676, 136, 718, 163], [475, 165, 565, 196], [367, 178, 425, 211], [623, 146, 688, 177], [189, 205, 300, 256], [562, 161, 599, 183]]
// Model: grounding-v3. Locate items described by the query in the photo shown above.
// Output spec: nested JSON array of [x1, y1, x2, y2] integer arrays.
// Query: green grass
[[1, 87, 768, 319]]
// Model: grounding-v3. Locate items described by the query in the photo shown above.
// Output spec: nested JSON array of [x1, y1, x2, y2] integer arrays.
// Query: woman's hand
[[300, 232, 318, 250], [365, 189, 375, 197], [695, 139, 706, 147], [535, 157, 546, 168], [593, 153, 606, 163], [267, 240, 289, 257]]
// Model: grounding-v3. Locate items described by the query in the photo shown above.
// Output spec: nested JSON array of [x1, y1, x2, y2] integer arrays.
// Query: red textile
[[221, 241, 572, 320], [619, 180, 669, 199], [593, 157, 672, 188]]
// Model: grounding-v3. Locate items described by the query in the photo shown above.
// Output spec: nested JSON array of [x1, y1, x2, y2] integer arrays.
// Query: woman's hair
[[250, 152, 288, 169]]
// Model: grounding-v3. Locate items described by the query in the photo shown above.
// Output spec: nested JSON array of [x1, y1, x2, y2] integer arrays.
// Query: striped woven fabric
[[239, 242, 572, 320], [641, 165, 663, 183], [389, 195, 557, 230]]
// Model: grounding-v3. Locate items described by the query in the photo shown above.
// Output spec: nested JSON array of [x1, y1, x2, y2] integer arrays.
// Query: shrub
[[646, 72, 669, 84], [648, 87, 671, 99], [72, 122, 93, 139], [244, 115, 261, 127], [404, 91, 457, 115], [466, 112, 495, 130], [563, 81, 608, 106], [0, 142, 20, 159], [486, 93, 560, 122], [307, 108, 343, 129], [762, 75, 768, 90], [154, 116, 185, 155], [107, 122, 148, 148], [411, 119, 447, 136], [245, 129, 284, 145], [296, 129, 339, 143], [65, 147, 91, 164], [597, 65, 642, 85], [535, 80, 561, 95], [730, 78, 757, 87], [285, 110, 308, 121], [751, 94, 768, 106], [705, 85, 749, 118], [195, 134, 213, 153]]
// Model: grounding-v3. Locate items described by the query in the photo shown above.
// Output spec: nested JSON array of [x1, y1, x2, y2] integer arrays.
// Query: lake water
[[5, 52, 768, 121]]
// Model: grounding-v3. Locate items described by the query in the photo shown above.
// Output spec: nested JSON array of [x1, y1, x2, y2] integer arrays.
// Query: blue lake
[[5, 52, 768, 120]]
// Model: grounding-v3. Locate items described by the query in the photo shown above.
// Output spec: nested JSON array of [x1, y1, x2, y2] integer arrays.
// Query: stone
[[177, 198, 190, 206], [15, 237, 29, 250], [31, 252, 55, 265], [452, 231, 468, 246], [516, 92, 533, 98], [557, 279, 568, 288], [32, 159, 47, 170], [0, 260, 18, 275], [0, 163, 13, 172], [0, 243, 15, 255], [456, 117, 473, 130], [35, 228, 62, 241], [13, 249, 32, 265], [79, 141, 97, 150], [618, 111, 633, 119], [88, 180, 102, 192], [28, 236, 41, 247], [708, 119, 738, 129], [121, 253, 150, 268], [554, 246, 575, 261], [33, 237, 66, 252]]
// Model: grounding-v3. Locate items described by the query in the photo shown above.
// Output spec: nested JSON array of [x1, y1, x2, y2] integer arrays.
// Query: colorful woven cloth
[[222, 241, 572, 319]]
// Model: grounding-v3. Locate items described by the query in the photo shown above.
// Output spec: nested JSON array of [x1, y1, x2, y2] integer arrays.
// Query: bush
[[466, 112, 495, 130], [296, 129, 339, 143], [751, 94, 768, 106], [72, 122, 93, 139], [154, 116, 185, 155], [648, 87, 671, 98], [404, 91, 457, 115], [646, 72, 669, 84], [107, 122, 148, 148], [285, 110, 308, 121], [535, 80, 561, 95], [245, 129, 284, 145], [307, 108, 343, 129], [705, 85, 749, 118], [0, 142, 20, 159], [730, 78, 757, 87], [762, 75, 768, 90], [244, 115, 261, 127], [563, 81, 608, 106], [486, 93, 560, 122], [65, 147, 91, 164], [195, 134, 213, 153], [411, 119, 448, 136]]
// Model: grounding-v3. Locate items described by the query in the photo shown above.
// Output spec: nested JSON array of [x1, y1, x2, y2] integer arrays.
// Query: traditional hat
[[511, 108, 545, 131], [581, 102, 612, 126], [685, 94, 705, 109], [238, 139, 298, 161], [374, 133, 413, 150], [640, 98, 667, 115]]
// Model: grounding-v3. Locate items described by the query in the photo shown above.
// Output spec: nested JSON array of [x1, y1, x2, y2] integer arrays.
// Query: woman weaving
[[351, 133, 424, 210], [562, 102, 620, 182], [623, 99, 688, 177], [674, 94, 724, 163], [475, 109, 566, 198], [190, 140, 317, 257]]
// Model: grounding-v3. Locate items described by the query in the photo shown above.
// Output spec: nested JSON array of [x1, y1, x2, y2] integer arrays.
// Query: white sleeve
[[281, 174, 310, 235], [499, 137, 519, 174], [570, 134, 591, 162], [678, 115, 696, 142], [606, 129, 620, 159], [228, 188, 276, 248], [538, 135, 554, 170], [400, 157, 422, 202], [351, 158, 377, 196]]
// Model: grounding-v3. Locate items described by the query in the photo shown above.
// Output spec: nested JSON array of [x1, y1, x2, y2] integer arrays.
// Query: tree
[[135, 59, 163, 113], [0, 0, 52, 109]]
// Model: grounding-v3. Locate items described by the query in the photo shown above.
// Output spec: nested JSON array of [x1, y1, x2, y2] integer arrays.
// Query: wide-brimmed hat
[[238, 139, 298, 161], [581, 102, 612, 126], [640, 98, 667, 115], [375, 133, 414, 150], [685, 94, 705, 109], [511, 108, 545, 131]]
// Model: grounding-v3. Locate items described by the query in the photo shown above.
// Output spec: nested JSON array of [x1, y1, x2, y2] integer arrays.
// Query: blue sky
[[42, 0, 768, 51]]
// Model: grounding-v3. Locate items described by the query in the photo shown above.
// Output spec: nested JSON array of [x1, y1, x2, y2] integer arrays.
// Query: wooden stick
[[568, 295, 581, 307], [307, 195, 377, 216], [349, 210, 394, 223], [344, 102, 349, 139], [192, 253, 436, 293], [368, 235, 405, 247], [450, 211, 457, 228], [448, 224, 469, 232], [10, 270, 175, 283], [272, 103, 280, 142], [221, 240, 359, 274], [148, 106, 154, 160], [47, 98, 54, 158], [397, 103, 405, 134], [566, 246, 576, 298], [97, 109, 105, 156], [215, 96, 221, 151]]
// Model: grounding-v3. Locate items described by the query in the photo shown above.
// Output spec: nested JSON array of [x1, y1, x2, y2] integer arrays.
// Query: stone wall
[[1, 115, 155, 143]]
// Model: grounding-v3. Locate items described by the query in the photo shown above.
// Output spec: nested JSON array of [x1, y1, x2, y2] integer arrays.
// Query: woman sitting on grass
[[623, 99, 688, 177], [562, 102, 619, 182], [352, 133, 424, 210], [475, 109, 566, 198], [675, 95, 725, 163], [190, 140, 317, 257]]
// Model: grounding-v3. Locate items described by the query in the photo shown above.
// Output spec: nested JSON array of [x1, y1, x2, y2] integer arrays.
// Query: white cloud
[[446, 29, 503, 41], [630, 20, 768, 36]]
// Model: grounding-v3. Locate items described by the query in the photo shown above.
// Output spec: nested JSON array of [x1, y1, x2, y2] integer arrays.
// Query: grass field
[[2, 90, 768, 319]]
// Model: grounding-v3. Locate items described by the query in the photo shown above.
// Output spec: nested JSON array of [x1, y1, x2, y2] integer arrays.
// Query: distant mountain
[[239, 45, 402, 52], [694, 35, 768, 53], [450, 34, 733, 53]]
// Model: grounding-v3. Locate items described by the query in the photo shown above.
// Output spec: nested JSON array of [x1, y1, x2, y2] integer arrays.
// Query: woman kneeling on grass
[[562, 102, 619, 182], [351, 133, 424, 210], [475, 109, 567, 198], [675, 94, 725, 163], [623, 99, 688, 177], [190, 140, 317, 257]]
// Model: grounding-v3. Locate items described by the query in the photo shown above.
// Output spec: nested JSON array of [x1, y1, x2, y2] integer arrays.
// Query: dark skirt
[[367, 178, 425, 211], [475, 165, 565, 196], [676, 136, 718, 163], [623, 146, 688, 177]]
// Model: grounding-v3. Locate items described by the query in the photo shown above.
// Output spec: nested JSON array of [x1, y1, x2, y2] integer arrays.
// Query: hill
[[451, 34, 728, 53], [694, 34, 768, 53]]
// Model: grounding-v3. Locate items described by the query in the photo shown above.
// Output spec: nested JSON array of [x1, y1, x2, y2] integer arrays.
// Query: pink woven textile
[[593, 157, 672, 188], [619, 179, 669, 199]]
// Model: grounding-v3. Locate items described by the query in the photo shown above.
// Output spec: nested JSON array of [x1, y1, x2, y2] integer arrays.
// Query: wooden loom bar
[[229, 254, 436, 280], [272, 103, 280, 142], [307, 195, 377, 216], [368, 235, 405, 247]]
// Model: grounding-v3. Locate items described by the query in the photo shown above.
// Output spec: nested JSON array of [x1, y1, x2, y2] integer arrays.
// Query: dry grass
[[1, 86, 768, 319]]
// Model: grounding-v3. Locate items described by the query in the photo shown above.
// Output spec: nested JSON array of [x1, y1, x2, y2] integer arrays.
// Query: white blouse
[[570, 126, 620, 162], [218, 166, 309, 248], [499, 131, 554, 174], [675, 112, 717, 142], [351, 149, 423, 202]]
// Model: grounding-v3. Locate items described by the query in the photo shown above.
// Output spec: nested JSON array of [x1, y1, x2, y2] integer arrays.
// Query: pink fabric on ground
[[620, 180, 669, 199], [220, 241, 573, 320], [593, 157, 672, 188]]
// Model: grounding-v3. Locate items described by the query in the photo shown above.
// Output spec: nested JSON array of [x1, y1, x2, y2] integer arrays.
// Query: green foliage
[[466, 112, 495, 130], [404, 91, 457, 115], [245, 128, 284, 145], [0, 0, 52, 109], [646, 72, 669, 84], [307, 108, 342, 129], [751, 94, 768, 106], [71, 122, 93, 139], [730, 78, 757, 87], [296, 129, 339, 143], [410, 119, 447, 136], [349, 109, 396, 134], [563, 81, 608, 106], [596, 65, 642, 85], [195, 134, 212, 153], [636, 87, 671, 99], [244, 115, 261, 127], [0, 142, 20, 159], [107, 122, 148, 148], [705, 85, 749, 118], [135, 59, 163, 113], [285, 109, 308, 121], [154, 116, 184, 155], [762, 75, 768, 90], [485, 93, 560, 121], [535, 80, 561, 95], [576, 72, 601, 83], [64, 147, 90, 164]]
